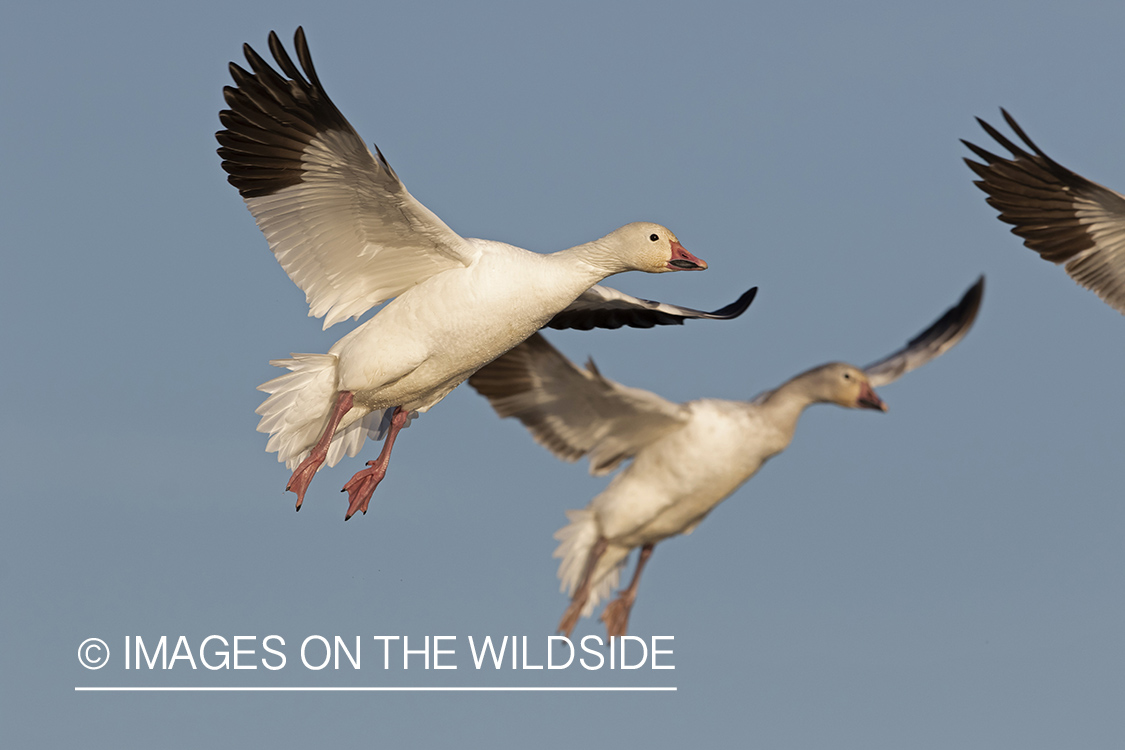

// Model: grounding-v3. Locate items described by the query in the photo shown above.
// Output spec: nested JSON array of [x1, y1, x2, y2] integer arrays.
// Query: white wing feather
[[218, 28, 479, 329], [469, 333, 690, 475]]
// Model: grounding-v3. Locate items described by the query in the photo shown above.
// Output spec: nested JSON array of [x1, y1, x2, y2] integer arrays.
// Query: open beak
[[857, 382, 887, 412], [666, 241, 707, 271]]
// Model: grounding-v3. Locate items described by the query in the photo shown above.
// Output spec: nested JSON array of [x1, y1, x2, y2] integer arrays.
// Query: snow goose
[[470, 278, 983, 637], [216, 28, 756, 519], [964, 109, 1125, 314]]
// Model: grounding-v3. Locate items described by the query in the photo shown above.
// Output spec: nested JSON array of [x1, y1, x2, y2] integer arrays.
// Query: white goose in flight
[[470, 279, 983, 636], [216, 28, 755, 519]]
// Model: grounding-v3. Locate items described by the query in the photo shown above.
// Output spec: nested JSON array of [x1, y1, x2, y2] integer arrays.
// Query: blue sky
[[3, 0, 1123, 747]]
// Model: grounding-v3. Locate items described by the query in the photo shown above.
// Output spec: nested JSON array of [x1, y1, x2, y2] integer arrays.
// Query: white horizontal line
[[75, 686, 676, 692]]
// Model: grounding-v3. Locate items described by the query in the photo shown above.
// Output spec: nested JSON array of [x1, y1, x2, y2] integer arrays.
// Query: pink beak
[[666, 241, 707, 271], [857, 382, 887, 412]]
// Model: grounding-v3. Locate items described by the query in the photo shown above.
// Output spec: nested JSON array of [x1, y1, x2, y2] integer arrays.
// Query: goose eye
[[843, 372, 852, 380], [649, 233, 659, 242]]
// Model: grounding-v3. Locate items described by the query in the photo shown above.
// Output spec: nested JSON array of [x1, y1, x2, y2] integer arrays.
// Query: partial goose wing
[[217, 28, 478, 329], [963, 110, 1125, 314], [469, 333, 690, 475], [863, 277, 984, 387], [547, 285, 757, 330]]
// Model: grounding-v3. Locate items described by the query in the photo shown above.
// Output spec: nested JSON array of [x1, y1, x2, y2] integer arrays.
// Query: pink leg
[[600, 543, 655, 638], [557, 537, 609, 637], [287, 391, 354, 511], [340, 407, 409, 520]]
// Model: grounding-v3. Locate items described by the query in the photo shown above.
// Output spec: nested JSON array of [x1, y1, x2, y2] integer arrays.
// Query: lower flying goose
[[471, 279, 983, 636]]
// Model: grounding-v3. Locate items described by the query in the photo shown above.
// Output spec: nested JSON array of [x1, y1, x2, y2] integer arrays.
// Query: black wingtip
[[961, 275, 985, 323], [998, 108, 1046, 158], [969, 109, 1073, 177], [709, 286, 758, 319], [975, 114, 1031, 161], [918, 275, 986, 349]]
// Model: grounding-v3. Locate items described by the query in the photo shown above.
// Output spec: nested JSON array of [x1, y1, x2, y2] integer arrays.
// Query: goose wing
[[547, 285, 757, 330], [469, 333, 689, 475], [217, 28, 478, 329], [863, 277, 984, 387], [964, 109, 1125, 314]]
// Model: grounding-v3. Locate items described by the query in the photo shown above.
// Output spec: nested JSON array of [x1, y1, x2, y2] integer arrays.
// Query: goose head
[[804, 363, 887, 411], [596, 222, 708, 273]]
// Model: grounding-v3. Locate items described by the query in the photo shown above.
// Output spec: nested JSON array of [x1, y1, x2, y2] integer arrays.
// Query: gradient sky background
[[3, 0, 1123, 747]]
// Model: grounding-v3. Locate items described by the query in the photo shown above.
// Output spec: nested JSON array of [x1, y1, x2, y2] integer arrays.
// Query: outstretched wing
[[547, 285, 757, 330], [217, 28, 478, 328], [963, 109, 1125, 314], [863, 277, 984, 387], [469, 333, 690, 475]]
